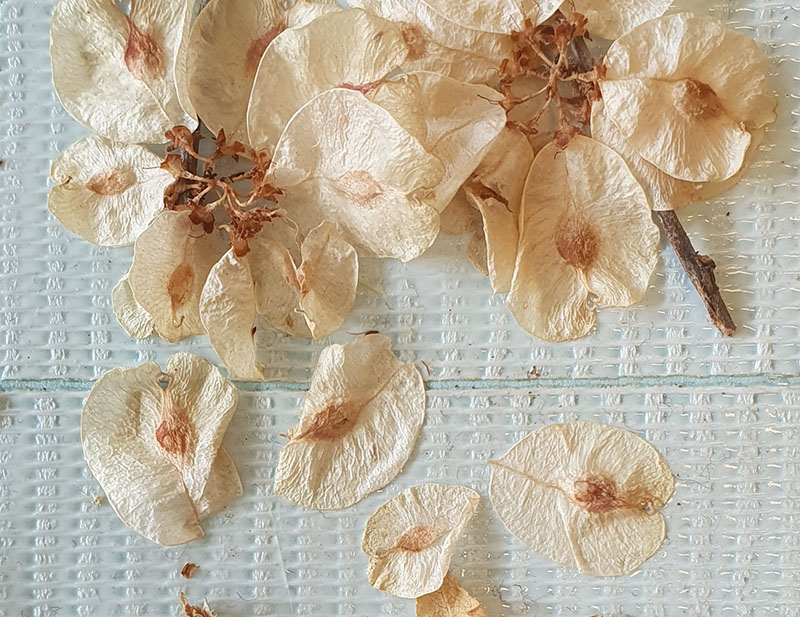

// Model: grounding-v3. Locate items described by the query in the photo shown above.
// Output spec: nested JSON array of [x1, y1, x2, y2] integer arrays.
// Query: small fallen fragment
[[179, 593, 215, 617], [489, 421, 674, 576], [416, 574, 490, 617], [82, 353, 242, 546], [180, 563, 199, 579], [274, 334, 425, 509], [363, 483, 480, 598]]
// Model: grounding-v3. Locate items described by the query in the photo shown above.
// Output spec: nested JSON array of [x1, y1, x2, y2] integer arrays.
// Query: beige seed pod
[[363, 483, 480, 598], [246, 8, 410, 151], [273, 334, 425, 510], [48, 135, 172, 247], [129, 210, 228, 343], [416, 574, 490, 617], [269, 88, 444, 261], [600, 13, 776, 183], [489, 421, 674, 576], [50, 0, 196, 143], [81, 353, 241, 546], [567, 0, 672, 40], [507, 136, 659, 342]]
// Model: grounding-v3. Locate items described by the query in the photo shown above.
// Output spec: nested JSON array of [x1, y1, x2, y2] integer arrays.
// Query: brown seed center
[[86, 167, 136, 195], [572, 474, 625, 514], [155, 390, 195, 459], [124, 17, 166, 82], [673, 78, 723, 120], [394, 525, 440, 552], [401, 24, 427, 61], [555, 213, 598, 271], [245, 22, 286, 79], [337, 170, 385, 208], [167, 263, 194, 314], [293, 401, 360, 441]]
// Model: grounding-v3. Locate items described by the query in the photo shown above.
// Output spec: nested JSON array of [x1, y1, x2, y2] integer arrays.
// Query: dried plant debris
[[247, 8, 409, 150], [274, 335, 425, 510], [599, 13, 776, 183], [82, 353, 241, 546], [179, 593, 215, 617], [508, 135, 659, 341], [416, 574, 490, 617], [187, 0, 338, 145], [180, 563, 199, 579], [48, 135, 173, 246], [50, 0, 196, 143], [489, 421, 674, 576], [363, 483, 480, 598]]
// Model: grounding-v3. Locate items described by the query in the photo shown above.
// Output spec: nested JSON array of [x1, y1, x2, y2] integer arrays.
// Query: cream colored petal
[[440, 191, 482, 235], [568, 0, 671, 40], [561, 137, 659, 307], [269, 89, 444, 261], [112, 274, 155, 340], [286, 0, 342, 27], [194, 447, 243, 519], [467, 230, 490, 278], [506, 144, 595, 342], [186, 0, 286, 144], [199, 250, 264, 381], [50, 0, 195, 144], [601, 78, 751, 183], [416, 574, 490, 617], [693, 128, 766, 202], [162, 352, 240, 504], [173, 0, 197, 123], [48, 135, 171, 247], [273, 335, 426, 510], [363, 483, 480, 598], [465, 129, 533, 293], [129, 210, 227, 342], [350, 0, 513, 83], [81, 362, 204, 546], [489, 421, 674, 576], [376, 72, 506, 212], [603, 13, 777, 129], [247, 8, 409, 150], [419, 0, 559, 33], [368, 75, 429, 144]]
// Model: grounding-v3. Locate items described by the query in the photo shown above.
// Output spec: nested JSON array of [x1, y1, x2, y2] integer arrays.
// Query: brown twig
[[655, 211, 736, 336]]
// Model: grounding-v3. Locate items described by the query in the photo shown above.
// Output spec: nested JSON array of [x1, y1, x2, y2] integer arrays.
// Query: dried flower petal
[[250, 222, 358, 340], [112, 274, 155, 340], [350, 0, 513, 83], [50, 0, 196, 143], [273, 334, 425, 509], [600, 13, 776, 182], [185, 0, 337, 145], [199, 249, 264, 381], [489, 421, 674, 576], [82, 353, 240, 546], [269, 89, 444, 261], [507, 136, 659, 341], [363, 483, 480, 598], [247, 8, 409, 150], [417, 0, 559, 33], [48, 135, 172, 246], [416, 574, 490, 617], [567, 0, 671, 39]]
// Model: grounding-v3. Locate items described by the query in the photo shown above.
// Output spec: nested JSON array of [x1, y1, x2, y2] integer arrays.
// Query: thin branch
[[655, 211, 736, 336]]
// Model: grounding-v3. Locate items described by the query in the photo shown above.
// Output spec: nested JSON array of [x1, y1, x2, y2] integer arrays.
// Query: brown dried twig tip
[[655, 211, 736, 336], [180, 562, 199, 579]]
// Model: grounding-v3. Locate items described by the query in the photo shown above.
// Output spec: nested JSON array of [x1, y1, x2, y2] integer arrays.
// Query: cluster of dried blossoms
[[48, 0, 777, 376]]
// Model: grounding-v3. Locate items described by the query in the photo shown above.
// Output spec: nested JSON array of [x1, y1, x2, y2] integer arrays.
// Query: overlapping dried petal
[[363, 483, 480, 598], [508, 136, 659, 341], [112, 274, 155, 340], [600, 13, 776, 182], [50, 0, 196, 143], [247, 8, 409, 150], [129, 210, 228, 343], [489, 421, 674, 576], [418, 0, 559, 33], [81, 353, 241, 546], [269, 89, 444, 261], [416, 574, 490, 617], [48, 135, 172, 246], [567, 0, 671, 39], [274, 335, 425, 509]]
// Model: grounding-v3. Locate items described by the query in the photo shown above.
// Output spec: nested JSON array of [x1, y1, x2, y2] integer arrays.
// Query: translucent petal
[[247, 8, 409, 150], [194, 447, 243, 519], [199, 249, 264, 381], [50, 0, 196, 143], [568, 0, 671, 40], [489, 421, 674, 576], [417, 0, 559, 33], [363, 483, 480, 598], [129, 210, 228, 342], [48, 135, 171, 246], [269, 89, 444, 261], [416, 574, 490, 617], [112, 274, 154, 339], [273, 335, 425, 510]]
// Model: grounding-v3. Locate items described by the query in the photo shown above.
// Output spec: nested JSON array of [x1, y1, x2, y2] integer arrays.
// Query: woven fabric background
[[0, 0, 798, 615]]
